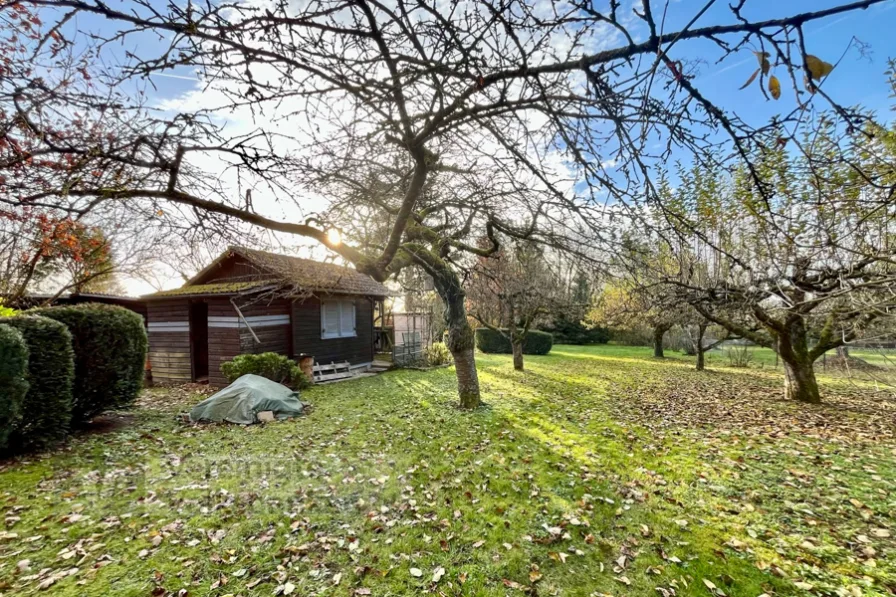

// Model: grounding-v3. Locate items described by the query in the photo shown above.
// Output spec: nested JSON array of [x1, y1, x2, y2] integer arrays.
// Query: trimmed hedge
[[0, 324, 29, 451], [221, 352, 311, 389], [543, 315, 610, 345], [35, 304, 148, 423], [0, 316, 74, 450], [475, 328, 554, 355]]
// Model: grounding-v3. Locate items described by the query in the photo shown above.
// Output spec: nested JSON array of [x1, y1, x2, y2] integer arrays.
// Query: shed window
[[321, 300, 356, 339]]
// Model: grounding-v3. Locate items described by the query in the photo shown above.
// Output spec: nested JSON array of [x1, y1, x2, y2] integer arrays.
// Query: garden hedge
[[221, 352, 311, 389], [35, 304, 148, 423], [0, 315, 74, 450], [475, 328, 554, 355], [543, 314, 610, 345], [0, 324, 29, 452]]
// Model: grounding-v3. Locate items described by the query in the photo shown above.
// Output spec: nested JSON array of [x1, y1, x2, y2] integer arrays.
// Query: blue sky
[[681, 0, 896, 123], [68, 0, 896, 123]]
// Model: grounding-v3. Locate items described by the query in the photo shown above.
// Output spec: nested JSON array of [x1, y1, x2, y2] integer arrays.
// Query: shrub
[[543, 315, 609, 345], [0, 324, 29, 451], [726, 344, 754, 368], [475, 328, 554, 355], [523, 330, 554, 355], [0, 315, 74, 451], [221, 352, 311, 389], [35, 304, 148, 422], [424, 342, 452, 366], [0, 299, 18, 317]]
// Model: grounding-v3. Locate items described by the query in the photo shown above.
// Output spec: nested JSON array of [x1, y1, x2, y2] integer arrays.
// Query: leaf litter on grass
[[0, 345, 894, 596]]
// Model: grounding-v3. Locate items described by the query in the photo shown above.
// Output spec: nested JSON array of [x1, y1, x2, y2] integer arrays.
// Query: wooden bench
[[312, 360, 353, 382]]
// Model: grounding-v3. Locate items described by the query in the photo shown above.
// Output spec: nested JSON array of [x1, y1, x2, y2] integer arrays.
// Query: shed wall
[[292, 295, 374, 366], [207, 298, 242, 387], [235, 299, 292, 357], [146, 300, 191, 383]]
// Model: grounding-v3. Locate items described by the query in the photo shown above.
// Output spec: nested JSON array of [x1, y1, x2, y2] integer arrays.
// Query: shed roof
[[143, 280, 280, 299], [144, 247, 390, 299]]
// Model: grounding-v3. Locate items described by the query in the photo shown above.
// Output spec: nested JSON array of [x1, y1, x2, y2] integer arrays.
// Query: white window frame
[[321, 300, 356, 339]]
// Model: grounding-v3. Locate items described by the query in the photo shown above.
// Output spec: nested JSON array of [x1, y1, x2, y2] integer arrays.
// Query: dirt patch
[[818, 355, 882, 372], [137, 384, 216, 411], [78, 413, 136, 436]]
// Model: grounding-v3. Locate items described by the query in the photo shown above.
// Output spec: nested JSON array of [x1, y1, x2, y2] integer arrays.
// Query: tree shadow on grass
[[484, 352, 896, 447]]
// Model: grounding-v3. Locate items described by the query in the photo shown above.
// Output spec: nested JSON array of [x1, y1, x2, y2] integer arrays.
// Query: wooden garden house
[[142, 247, 390, 386]]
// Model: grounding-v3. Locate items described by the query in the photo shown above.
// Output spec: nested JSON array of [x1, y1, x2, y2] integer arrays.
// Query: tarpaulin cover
[[189, 374, 304, 424]]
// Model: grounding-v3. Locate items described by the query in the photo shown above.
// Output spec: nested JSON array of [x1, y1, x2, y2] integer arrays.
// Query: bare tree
[[3, 0, 887, 407], [467, 240, 559, 371], [661, 116, 896, 403]]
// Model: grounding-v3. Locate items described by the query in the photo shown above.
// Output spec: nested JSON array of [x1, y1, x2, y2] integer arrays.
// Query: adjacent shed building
[[143, 247, 390, 386]]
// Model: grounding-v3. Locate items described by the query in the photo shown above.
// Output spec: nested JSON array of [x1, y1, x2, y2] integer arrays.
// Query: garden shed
[[142, 247, 390, 386]]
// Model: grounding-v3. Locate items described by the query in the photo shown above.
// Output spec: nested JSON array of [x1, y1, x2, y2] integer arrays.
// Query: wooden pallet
[[312, 360, 353, 382]]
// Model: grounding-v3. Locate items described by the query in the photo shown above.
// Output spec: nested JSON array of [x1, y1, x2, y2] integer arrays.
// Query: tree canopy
[[2, 0, 892, 406]]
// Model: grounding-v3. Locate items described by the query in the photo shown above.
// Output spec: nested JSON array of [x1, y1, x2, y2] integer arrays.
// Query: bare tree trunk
[[776, 317, 822, 404], [451, 344, 481, 408], [782, 358, 821, 403], [435, 267, 481, 408], [407, 244, 482, 409], [511, 338, 524, 371], [836, 345, 849, 358], [653, 325, 668, 358], [695, 322, 707, 371]]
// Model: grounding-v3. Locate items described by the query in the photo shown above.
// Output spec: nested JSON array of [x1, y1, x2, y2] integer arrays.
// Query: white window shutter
[[322, 300, 357, 338], [322, 301, 341, 338], [346, 301, 356, 336]]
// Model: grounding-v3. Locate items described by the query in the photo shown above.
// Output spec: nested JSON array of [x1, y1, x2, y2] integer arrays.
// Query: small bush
[[0, 299, 18, 317], [726, 344, 754, 368], [475, 328, 554, 355], [0, 315, 74, 451], [221, 352, 311, 389], [523, 331, 554, 355], [424, 342, 452, 366], [0, 324, 29, 451], [35, 304, 148, 423], [544, 315, 609, 345]]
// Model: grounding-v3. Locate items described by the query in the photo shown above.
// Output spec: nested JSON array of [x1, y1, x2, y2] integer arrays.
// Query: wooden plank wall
[[146, 300, 191, 383], [292, 295, 374, 366], [237, 299, 292, 357], [148, 293, 375, 386], [207, 298, 241, 387]]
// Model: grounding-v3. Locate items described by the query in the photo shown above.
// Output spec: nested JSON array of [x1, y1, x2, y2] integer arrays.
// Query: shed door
[[189, 301, 209, 381]]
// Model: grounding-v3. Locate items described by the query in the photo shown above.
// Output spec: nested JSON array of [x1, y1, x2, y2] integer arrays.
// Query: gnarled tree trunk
[[782, 358, 821, 403], [404, 242, 482, 409], [776, 317, 822, 404], [434, 266, 481, 408]]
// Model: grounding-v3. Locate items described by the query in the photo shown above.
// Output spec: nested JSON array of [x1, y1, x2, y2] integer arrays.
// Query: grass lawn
[[702, 345, 896, 372], [1, 345, 895, 597]]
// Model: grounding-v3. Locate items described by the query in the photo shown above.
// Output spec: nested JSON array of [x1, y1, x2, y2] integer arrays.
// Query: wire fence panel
[[393, 332, 424, 366]]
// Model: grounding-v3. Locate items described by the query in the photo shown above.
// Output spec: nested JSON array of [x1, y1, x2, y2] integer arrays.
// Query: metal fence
[[393, 331, 424, 366]]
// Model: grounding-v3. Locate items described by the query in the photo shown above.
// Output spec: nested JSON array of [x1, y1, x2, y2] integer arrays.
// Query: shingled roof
[[144, 247, 390, 299]]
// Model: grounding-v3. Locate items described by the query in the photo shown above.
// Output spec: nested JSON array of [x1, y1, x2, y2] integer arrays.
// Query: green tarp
[[189, 374, 305, 424]]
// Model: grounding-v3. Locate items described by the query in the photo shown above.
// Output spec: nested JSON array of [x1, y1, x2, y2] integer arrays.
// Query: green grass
[[699, 344, 896, 370], [2, 345, 895, 596]]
